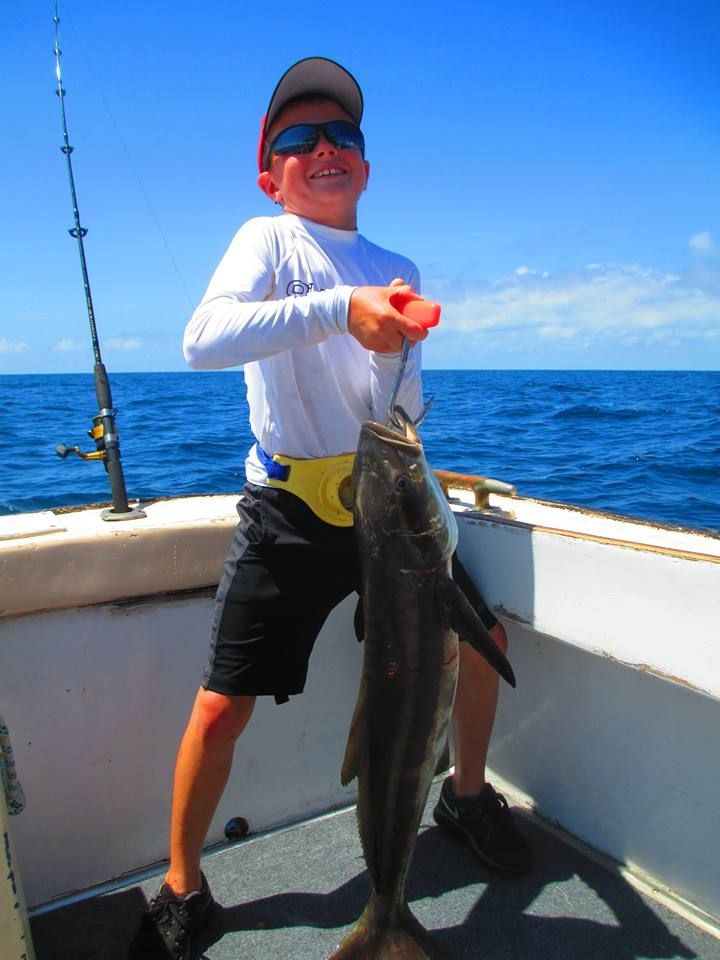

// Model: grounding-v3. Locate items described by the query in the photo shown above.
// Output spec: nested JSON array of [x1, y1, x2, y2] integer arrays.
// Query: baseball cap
[[258, 57, 364, 172]]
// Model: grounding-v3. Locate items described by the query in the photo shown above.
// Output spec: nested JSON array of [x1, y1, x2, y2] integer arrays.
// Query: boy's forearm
[[183, 286, 354, 369]]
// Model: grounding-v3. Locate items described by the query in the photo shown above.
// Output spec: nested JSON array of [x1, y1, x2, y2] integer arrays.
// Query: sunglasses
[[263, 120, 365, 170]]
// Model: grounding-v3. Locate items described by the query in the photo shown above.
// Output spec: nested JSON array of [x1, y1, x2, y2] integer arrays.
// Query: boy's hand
[[348, 282, 428, 353]]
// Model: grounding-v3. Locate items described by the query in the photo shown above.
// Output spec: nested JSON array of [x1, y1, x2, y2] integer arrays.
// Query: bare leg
[[451, 622, 508, 797], [164, 687, 256, 895]]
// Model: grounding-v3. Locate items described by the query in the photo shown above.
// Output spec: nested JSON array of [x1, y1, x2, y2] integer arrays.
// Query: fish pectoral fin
[[341, 679, 368, 785], [439, 577, 516, 688]]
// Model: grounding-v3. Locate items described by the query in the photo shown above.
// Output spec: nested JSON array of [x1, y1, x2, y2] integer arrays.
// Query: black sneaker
[[127, 871, 216, 959], [433, 778, 532, 875]]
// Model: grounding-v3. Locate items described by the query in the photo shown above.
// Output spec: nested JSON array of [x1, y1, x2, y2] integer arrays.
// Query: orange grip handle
[[390, 292, 441, 328]]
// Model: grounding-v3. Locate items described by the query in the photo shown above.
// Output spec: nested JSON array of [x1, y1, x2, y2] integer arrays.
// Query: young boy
[[129, 56, 529, 960]]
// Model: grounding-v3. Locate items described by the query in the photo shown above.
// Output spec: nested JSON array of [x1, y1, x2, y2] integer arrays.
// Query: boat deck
[[29, 781, 720, 960]]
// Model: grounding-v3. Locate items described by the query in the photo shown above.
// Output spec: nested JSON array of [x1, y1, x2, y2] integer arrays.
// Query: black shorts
[[203, 484, 360, 703], [203, 483, 498, 704]]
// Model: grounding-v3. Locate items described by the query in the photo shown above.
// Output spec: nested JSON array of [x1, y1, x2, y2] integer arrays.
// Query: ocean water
[[1, 370, 718, 534]]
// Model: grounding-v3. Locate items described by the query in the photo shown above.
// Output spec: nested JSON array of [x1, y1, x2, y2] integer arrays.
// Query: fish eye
[[395, 475, 413, 493]]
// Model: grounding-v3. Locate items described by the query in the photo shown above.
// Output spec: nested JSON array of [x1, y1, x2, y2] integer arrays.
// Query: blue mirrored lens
[[266, 122, 364, 166], [270, 124, 319, 156]]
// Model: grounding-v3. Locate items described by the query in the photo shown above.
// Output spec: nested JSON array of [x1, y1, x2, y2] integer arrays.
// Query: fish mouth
[[372, 404, 421, 445], [362, 417, 421, 451]]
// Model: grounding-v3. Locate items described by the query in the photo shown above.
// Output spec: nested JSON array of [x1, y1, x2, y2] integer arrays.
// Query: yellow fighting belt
[[266, 452, 355, 527]]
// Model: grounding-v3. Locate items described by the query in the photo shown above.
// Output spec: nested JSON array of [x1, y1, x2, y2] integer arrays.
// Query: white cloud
[[54, 339, 86, 352], [431, 261, 720, 350], [539, 325, 578, 340], [515, 266, 550, 279], [0, 338, 27, 354], [690, 231, 715, 256], [107, 337, 143, 351], [52, 336, 143, 354]]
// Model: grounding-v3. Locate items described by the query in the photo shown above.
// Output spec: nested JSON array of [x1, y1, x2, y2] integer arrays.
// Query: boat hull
[[1, 490, 718, 927]]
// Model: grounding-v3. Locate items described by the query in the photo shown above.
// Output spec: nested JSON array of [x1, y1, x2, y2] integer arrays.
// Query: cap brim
[[259, 57, 363, 171], [266, 57, 363, 131]]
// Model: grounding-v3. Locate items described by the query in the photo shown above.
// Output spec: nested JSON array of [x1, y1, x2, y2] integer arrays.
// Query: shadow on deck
[[30, 783, 719, 960]]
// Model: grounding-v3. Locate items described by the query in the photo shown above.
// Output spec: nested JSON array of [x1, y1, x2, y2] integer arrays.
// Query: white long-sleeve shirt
[[184, 214, 423, 484]]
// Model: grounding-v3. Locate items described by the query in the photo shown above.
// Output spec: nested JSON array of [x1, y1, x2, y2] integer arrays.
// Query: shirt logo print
[[287, 280, 314, 296]]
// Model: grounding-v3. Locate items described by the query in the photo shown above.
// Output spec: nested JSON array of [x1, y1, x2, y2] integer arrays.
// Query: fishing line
[[60, 6, 194, 308], [52, 1, 145, 521]]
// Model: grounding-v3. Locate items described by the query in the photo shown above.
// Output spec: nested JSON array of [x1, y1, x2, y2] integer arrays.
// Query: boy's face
[[258, 99, 370, 230]]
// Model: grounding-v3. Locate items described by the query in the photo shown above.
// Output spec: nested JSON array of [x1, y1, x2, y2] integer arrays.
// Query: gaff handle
[[390, 292, 441, 328]]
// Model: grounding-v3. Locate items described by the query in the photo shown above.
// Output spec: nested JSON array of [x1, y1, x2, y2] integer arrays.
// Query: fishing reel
[[56, 411, 109, 462], [56, 404, 146, 521]]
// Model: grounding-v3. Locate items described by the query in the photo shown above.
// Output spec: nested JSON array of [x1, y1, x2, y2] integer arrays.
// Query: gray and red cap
[[257, 57, 363, 172]]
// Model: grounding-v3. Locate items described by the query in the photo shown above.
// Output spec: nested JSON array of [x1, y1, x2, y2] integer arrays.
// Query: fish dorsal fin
[[437, 576, 516, 688]]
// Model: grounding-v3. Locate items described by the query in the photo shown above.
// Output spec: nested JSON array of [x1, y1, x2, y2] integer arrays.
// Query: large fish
[[330, 408, 515, 960]]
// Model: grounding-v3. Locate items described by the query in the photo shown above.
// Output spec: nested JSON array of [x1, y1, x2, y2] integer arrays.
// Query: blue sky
[[2, 0, 719, 373]]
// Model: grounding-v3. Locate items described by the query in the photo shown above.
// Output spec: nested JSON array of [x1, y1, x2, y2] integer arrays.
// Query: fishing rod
[[52, 3, 144, 520]]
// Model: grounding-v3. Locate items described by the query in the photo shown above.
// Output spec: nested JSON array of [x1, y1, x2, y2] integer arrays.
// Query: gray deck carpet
[[30, 782, 719, 960]]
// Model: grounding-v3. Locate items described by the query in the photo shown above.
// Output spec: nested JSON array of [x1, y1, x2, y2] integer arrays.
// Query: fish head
[[353, 408, 458, 570]]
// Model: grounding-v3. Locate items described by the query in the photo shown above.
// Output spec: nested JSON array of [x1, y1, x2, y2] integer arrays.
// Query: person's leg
[[450, 622, 506, 796], [127, 689, 254, 958], [163, 486, 358, 896], [434, 557, 531, 874], [129, 486, 359, 957], [165, 688, 256, 895]]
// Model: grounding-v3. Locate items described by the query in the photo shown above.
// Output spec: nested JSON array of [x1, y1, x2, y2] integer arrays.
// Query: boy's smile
[[258, 100, 370, 230]]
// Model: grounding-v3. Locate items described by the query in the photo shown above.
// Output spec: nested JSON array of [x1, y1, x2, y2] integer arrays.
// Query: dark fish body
[[330, 413, 514, 960]]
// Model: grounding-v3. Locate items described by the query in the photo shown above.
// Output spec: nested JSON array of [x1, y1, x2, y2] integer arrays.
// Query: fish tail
[[328, 893, 445, 959]]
